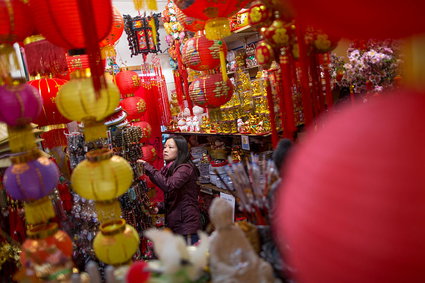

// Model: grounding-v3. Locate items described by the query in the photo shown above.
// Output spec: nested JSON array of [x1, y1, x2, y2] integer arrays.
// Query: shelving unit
[[162, 131, 271, 137]]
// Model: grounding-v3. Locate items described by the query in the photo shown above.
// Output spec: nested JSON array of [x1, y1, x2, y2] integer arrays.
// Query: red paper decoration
[[141, 144, 157, 163], [65, 54, 89, 72], [116, 70, 141, 97], [174, 0, 249, 21], [41, 128, 68, 149], [28, 0, 112, 49], [27, 78, 71, 126], [255, 41, 274, 69], [277, 91, 425, 283], [0, 0, 35, 43], [248, 2, 272, 28], [189, 73, 234, 108], [120, 96, 146, 122], [263, 19, 290, 48], [176, 7, 206, 32], [100, 6, 124, 48], [182, 33, 226, 71], [287, 0, 425, 39], [133, 121, 152, 143]]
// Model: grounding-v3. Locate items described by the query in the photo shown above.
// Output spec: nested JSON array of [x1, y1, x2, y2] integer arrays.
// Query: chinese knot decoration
[[124, 13, 161, 57]]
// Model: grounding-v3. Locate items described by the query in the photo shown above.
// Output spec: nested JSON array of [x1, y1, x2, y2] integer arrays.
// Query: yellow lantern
[[93, 219, 140, 265], [71, 149, 133, 201], [55, 70, 120, 141]]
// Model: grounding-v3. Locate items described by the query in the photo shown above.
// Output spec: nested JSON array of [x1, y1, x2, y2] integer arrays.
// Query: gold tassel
[[82, 118, 107, 142], [24, 197, 55, 225], [0, 44, 20, 84], [147, 0, 157, 11], [8, 125, 37, 153], [403, 34, 425, 91], [95, 200, 122, 223], [101, 45, 117, 60], [205, 18, 231, 40], [133, 0, 144, 11], [218, 42, 228, 82]]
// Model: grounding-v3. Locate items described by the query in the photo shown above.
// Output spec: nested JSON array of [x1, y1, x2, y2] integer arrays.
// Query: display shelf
[[227, 65, 260, 76], [198, 182, 235, 196], [162, 131, 271, 137], [224, 26, 259, 45]]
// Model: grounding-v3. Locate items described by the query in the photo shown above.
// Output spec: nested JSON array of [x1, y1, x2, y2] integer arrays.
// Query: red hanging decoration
[[133, 120, 152, 143], [189, 73, 234, 108], [182, 33, 226, 71], [255, 40, 274, 69], [40, 128, 68, 149], [120, 96, 146, 122], [28, 0, 112, 50], [116, 70, 141, 98], [0, 0, 35, 43], [99, 6, 124, 48], [264, 74, 278, 148], [175, 7, 205, 32], [141, 144, 157, 163], [279, 49, 296, 139], [65, 54, 90, 73], [27, 78, 71, 126]]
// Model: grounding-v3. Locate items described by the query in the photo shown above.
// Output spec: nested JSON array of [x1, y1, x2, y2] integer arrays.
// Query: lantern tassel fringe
[[24, 197, 55, 225], [83, 119, 108, 142], [95, 200, 122, 223], [205, 18, 231, 40], [8, 125, 37, 153]]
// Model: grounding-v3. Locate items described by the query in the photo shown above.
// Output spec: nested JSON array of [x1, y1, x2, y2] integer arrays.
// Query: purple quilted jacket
[[144, 162, 201, 235]]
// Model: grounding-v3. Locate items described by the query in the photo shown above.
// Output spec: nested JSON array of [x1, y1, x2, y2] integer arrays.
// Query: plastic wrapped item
[[209, 198, 274, 283]]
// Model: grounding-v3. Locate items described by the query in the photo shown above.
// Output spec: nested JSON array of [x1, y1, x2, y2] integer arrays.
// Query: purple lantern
[[4, 156, 59, 201], [0, 84, 42, 127]]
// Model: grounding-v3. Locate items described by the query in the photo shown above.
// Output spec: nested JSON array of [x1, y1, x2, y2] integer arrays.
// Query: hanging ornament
[[132, 0, 157, 12], [141, 144, 157, 163], [189, 73, 234, 108], [55, 71, 120, 141], [309, 30, 340, 53], [28, 0, 112, 50], [263, 19, 290, 49], [255, 40, 275, 69], [23, 35, 68, 77], [123, 14, 161, 57], [132, 121, 152, 143], [115, 70, 141, 98], [0, 0, 35, 44], [0, 84, 42, 127], [120, 96, 146, 122], [27, 78, 71, 127], [20, 223, 73, 280], [248, 1, 273, 29], [71, 149, 133, 201], [175, 6, 206, 32], [182, 33, 226, 71], [93, 219, 140, 266], [174, 0, 250, 40], [100, 6, 124, 59]]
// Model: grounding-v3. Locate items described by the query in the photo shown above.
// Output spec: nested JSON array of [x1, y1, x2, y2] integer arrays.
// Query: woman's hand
[[137, 159, 147, 175]]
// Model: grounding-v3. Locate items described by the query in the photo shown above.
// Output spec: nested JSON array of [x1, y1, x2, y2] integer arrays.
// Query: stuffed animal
[[209, 198, 275, 283]]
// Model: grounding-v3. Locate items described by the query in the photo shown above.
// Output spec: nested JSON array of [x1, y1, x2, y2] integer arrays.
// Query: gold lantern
[[71, 149, 133, 201], [93, 219, 140, 265], [55, 70, 120, 141]]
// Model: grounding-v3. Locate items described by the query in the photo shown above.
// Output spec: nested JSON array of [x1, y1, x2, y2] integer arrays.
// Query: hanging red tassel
[[318, 52, 333, 108], [309, 51, 324, 115], [264, 73, 279, 148], [279, 48, 297, 139], [174, 40, 193, 114]]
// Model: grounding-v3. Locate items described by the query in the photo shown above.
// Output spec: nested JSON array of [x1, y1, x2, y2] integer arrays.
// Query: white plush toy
[[177, 118, 187, 132], [192, 116, 200, 132], [186, 116, 193, 132], [237, 118, 244, 132], [183, 107, 191, 117], [193, 105, 204, 116], [144, 229, 210, 282]]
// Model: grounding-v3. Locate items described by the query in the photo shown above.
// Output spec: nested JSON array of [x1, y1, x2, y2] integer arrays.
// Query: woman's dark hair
[[166, 135, 199, 176], [272, 138, 293, 172]]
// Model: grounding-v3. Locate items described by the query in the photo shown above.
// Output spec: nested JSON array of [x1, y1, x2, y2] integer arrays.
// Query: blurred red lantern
[[305, 29, 339, 54], [176, 7, 206, 32], [255, 41, 274, 69], [120, 96, 147, 122], [28, 0, 112, 49], [116, 70, 141, 98], [263, 19, 290, 48], [175, 0, 250, 39], [248, 2, 272, 28], [182, 33, 226, 71], [65, 54, 90, 72], [0, 0, 35, 43], [127, 261, 151, 283], [277, 92, 425, 283], [287, 0, 425, 39], [141, 144, 157, 163], [99, 6, 124, 48], [133, 121, 152, 143], [28, 78, 71, 126], [21, 223, 73, 266], [189, 73, 233, 108]]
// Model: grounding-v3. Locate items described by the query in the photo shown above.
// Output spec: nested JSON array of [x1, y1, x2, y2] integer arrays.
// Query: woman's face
[[163, 138, 178, 162]]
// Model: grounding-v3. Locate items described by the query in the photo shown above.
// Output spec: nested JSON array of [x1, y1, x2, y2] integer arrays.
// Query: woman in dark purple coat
[[138, 135, 201, 244]]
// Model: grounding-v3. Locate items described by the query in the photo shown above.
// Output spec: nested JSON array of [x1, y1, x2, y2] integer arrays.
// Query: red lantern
[[176, 7, 206, 32], [65, 54, 90, 72], [141, 144, 157, 163], [120, 96, 147, 122], [277, 92, 425, 283], [175, 0, 250, 39], [99, 6, 124, 48], [287, 0, 425, 39], [20, 223, 73, 267], [116, 70, 141, 98], [182, 33, 226, 71], [27, 78, 71, 126], [0, 0, 35, 43], [248, 2, 272, 28], [255, 41, 274, 69], [133, 121, 152, 143], [189, 73, 233, 108], [28, 0, 112, 49]]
